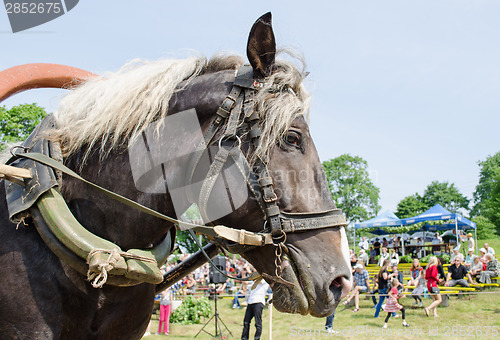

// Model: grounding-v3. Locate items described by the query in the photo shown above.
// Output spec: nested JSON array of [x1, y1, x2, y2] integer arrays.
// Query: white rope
[[86, 248, 158, 288]]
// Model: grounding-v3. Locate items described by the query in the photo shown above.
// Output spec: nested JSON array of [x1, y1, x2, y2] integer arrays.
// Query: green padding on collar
[[36, 188, 170, 285]]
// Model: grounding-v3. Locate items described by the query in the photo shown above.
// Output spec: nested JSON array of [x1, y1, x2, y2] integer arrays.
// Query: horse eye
[[283, 131, 301, 147]]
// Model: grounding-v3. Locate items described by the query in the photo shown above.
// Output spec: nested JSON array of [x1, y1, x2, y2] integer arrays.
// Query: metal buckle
[[263, 191, 277, 203]]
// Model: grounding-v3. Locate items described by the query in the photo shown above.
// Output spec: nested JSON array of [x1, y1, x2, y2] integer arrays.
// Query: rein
[[7, 65, 347, 288]]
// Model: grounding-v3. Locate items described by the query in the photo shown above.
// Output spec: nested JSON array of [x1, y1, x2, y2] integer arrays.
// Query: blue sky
[[1, 1, 499, 216]]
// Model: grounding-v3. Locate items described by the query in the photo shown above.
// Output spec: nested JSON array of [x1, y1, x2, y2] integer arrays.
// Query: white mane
[[52, 53, 310, 163]]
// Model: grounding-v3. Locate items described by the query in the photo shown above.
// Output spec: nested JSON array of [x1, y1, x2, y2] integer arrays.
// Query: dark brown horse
[[0, 13, 351, 339]]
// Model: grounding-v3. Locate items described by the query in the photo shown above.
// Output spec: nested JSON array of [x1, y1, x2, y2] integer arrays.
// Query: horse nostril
[[331, 276, 343, 288], [339, 276, 352, 299], [330, 276, 352, 302]]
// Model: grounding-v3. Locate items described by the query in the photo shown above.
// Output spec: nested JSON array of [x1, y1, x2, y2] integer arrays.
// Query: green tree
[[472, 216, 498, 240], [176, 205, 207, 253], [422, 181, 470, 214], [322, 154, 380, 224], [471, 152, 500, 217], [396, 193, 429, 219], [0, 103, 47, 151], [483, 173, 500, 233]]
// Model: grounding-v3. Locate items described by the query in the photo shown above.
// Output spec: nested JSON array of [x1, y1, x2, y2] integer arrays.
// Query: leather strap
[[198, 147, 231, 223]]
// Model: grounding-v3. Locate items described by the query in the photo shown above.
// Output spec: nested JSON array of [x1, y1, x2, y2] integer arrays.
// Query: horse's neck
[[62, 148, 177, 249], [59, 70, 235, 248]]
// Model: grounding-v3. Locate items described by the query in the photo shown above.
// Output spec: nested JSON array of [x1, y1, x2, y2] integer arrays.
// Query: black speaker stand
[[195, 290, 232, 339]]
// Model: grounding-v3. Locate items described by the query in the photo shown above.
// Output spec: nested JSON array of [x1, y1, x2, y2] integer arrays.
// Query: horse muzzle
[[264, 226, 352, 317]]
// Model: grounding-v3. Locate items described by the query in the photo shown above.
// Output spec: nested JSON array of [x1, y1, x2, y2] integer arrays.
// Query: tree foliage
[[472, 152, 500, 217], [175, 205, 207, 253], [396, 181, 470, 218], [483, 173, 500, 233], [322, 154, 380, 224], [396, 193, 429, 219], [422, 181, 470, 214], [0, 103, 47, 151], [472, 216, 498, 240]]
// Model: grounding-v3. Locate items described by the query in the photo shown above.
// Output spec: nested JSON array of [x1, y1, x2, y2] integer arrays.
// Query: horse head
[[179, 13, 352, 316]]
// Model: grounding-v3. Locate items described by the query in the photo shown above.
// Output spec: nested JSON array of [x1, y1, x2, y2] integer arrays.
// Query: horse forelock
[[252, 56, 311, 164], [51, 51, 309, 164]]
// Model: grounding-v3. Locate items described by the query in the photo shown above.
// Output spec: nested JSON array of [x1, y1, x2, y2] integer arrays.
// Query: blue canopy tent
[[354, 210, 406, 254], [368, 228, 391, 236], [421, 223, 476, 232], [401, 204, 477, 253], [355, 210, 403, 229]]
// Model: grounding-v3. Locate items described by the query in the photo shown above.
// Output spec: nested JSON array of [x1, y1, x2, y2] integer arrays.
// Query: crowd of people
[[343, 237, 500, 329], [145, 254, 269, 338]]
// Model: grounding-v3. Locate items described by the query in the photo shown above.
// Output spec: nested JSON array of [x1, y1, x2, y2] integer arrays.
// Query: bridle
[[182, 65, 347, 284], [6, 65, 347, 288]]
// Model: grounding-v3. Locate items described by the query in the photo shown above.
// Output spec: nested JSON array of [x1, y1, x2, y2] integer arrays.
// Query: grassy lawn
[[143, 287, 500, 340]]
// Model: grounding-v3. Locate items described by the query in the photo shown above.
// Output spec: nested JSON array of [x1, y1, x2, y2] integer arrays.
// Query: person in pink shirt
[[382, 278, 410, 329]]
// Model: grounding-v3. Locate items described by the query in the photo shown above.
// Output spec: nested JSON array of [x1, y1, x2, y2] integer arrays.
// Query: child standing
[[382, 278, 410, 329], [157, 287, 173, 335]]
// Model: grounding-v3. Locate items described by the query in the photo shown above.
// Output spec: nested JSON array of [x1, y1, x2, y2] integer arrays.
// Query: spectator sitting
[[450, 247, 461, 264], [464, 248, 475, 269], [350, 252, 358, 273], [378, 247, 390, 267], [389, 248, 399, 265], [484, 243, 496, 256], [445, 254, 472, 287], [185, 274, 197, 294], [343, 263, 370, 312], [408, 259, 425, 307], [359, 249, 369, 266], [382, 238, 388, 248], [479, 248, 488, 266], [408, 258, 422, 287], [469, 255, 483, 282], [479, 253, 500, 284], [436, 258, 446, 285]]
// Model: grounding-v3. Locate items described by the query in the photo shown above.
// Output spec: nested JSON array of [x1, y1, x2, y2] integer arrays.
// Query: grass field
[[143, 288, 500, 339], [143, 238, 500, 339]]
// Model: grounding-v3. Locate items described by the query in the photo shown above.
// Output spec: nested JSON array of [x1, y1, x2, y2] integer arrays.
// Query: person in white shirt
[[358, 249, 369, 266], [241, 279, 270, 340], [467, 233, 475, 252], [358, 237, 369, 251], [389, 248, 399, 265], [378, 247, 390, 267], [484, 243, 496, 256]]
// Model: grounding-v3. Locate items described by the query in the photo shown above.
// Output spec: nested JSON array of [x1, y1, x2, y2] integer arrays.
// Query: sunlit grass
[[143, 286, 500, 339]]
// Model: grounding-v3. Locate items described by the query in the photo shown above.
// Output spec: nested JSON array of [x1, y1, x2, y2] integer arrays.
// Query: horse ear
[[247, 12, 276, 79]]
